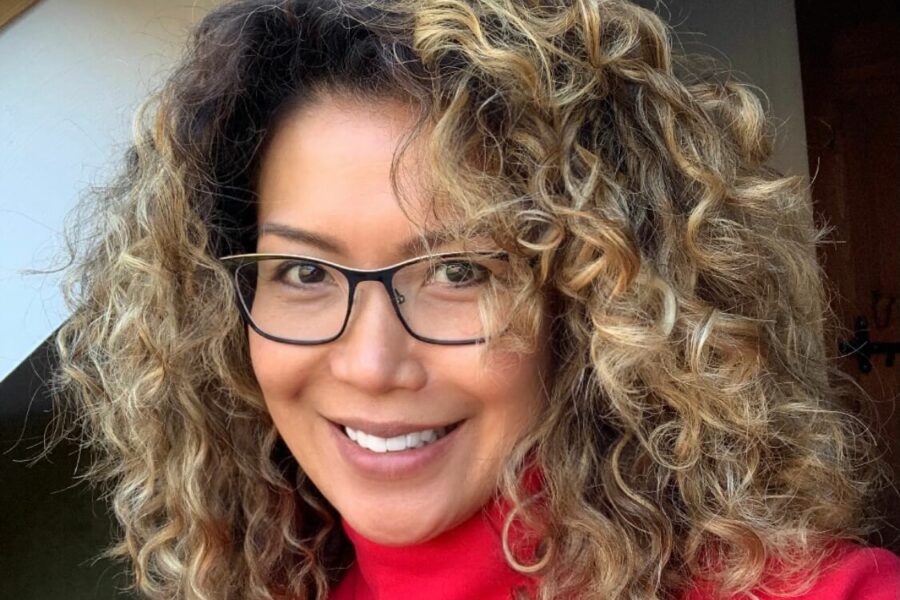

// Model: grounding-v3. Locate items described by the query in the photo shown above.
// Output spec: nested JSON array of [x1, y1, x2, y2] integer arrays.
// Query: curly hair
[[48, 1, 885, 599]]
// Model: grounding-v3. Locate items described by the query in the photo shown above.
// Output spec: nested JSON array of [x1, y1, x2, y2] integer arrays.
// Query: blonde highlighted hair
[[50, 1, 884, 598]]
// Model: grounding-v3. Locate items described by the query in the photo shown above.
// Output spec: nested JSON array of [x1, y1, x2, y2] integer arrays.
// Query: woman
[[50, 0, 899, 598]]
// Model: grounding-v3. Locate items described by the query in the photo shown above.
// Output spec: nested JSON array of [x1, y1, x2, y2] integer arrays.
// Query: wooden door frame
[[0, 0, 40, 32]]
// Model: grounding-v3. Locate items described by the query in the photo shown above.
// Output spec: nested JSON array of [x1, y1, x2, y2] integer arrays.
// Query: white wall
[[0, 0, 221, 379]]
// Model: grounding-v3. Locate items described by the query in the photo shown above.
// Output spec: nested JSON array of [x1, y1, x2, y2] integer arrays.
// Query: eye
[[275, 260, 328, 286], [431, 260, 489, 286]]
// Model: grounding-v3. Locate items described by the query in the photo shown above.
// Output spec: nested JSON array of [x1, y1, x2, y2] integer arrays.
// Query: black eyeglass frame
[[220, 251, 511, 346]]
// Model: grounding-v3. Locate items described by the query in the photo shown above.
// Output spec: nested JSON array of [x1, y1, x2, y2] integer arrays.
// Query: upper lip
[[329, 417, 463, 438]]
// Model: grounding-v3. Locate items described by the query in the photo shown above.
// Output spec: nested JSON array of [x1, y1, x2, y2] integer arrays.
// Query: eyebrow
[[258, 222, 461, 257]]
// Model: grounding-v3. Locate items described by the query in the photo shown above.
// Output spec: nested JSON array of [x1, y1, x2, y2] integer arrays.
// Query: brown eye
[[431, 261, 489, 286], [277, 261, 328, 286]]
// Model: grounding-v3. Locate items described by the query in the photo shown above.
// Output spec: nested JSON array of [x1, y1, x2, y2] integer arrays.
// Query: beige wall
[[649, 0, 809, 178], [0, 0, 221, 379], [1, 6, 225, 598]]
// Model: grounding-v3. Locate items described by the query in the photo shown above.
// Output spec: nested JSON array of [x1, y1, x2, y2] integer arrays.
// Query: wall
[[0, 3, 219, 598], [643, 0, 809, 178], [0, 0, 220, 381]]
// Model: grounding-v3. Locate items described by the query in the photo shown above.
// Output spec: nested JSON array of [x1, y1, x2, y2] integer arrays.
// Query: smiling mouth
[[338, 421, 464, 453]]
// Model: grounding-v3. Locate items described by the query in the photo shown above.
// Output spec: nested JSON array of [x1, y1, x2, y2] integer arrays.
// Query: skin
[[250, 93, 548, 546]]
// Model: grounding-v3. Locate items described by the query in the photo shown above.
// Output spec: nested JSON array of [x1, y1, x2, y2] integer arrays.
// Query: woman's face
[[250, 95, 547, 545]]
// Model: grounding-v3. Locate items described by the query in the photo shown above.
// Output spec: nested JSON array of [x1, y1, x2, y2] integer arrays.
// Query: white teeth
[[386, 436, 407, 451], [367, 435, 387, 453], [343, 425, 452, 453]]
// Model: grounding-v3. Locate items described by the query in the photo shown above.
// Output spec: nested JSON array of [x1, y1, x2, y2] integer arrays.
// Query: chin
[[343, 501, 468, 546]]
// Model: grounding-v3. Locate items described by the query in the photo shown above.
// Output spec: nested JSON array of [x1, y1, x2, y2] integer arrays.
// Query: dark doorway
[[796, 0, 900, 551]]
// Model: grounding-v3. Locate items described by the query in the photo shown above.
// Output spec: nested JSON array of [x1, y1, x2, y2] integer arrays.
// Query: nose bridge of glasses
[[348, 270, 404, 311], [340, 263, 402, 301], [337, 276, 410, 346]]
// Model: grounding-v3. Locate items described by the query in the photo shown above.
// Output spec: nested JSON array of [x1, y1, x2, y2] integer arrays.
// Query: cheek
[[472, 350, 546, 435], [248, 333, 324, 469], [248, 332, 315, 406]]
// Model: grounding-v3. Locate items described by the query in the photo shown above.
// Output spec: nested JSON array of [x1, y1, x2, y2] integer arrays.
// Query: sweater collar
[[335, 496, 539, 600]]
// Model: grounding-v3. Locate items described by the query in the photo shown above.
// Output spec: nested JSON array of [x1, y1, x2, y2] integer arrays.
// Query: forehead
[[254, 96, 440, 258], [258, 96, 427, 209]]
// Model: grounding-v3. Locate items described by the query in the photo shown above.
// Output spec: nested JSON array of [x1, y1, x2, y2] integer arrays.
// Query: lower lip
[[330, 420, 464, 481]]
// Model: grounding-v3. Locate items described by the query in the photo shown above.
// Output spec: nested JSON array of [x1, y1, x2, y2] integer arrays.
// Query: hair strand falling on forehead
[[47, 1, 885, 599]]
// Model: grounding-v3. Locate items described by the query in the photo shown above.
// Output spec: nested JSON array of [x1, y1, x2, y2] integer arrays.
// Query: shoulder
[[684, 544, 900, 600], [798, 545, 900, 600]]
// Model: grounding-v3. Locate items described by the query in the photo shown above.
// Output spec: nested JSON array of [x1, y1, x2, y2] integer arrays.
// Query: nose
[[328, 281, 427, 395]]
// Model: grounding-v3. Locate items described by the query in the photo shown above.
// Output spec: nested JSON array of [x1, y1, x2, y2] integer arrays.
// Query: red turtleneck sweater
[[330, 497, 537, 600], [329, 503, 900, 600]]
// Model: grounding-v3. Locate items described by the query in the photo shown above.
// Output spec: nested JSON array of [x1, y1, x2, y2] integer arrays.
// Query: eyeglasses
[[220, 251, 514, 345]]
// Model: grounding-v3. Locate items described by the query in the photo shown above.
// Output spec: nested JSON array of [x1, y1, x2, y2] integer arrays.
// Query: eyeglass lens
[[233, 255, 512, 343]]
